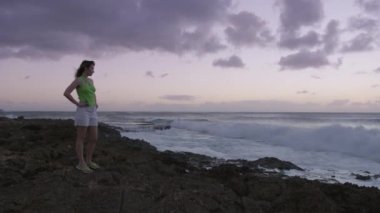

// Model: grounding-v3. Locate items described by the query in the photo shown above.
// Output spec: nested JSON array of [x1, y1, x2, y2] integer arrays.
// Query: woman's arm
[[95, 95, 98, 109], [63, 78, 81, 106]]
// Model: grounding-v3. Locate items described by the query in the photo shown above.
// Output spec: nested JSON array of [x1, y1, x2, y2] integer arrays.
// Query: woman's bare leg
[[86, 126, 98, 163], [76, 126, 88, 166]]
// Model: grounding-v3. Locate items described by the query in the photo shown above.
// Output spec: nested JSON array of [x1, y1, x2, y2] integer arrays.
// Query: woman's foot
[[87, 161, 101, 169], [76, 164, 93, 173]]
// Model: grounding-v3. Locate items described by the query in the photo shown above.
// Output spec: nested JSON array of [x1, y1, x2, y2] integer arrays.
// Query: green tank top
[[76, 76, 96, 107]]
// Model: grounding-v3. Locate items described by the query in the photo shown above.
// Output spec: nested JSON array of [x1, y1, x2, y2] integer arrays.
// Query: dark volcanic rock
[[1, 118, 380, 213], [251, 157, 304, 171], [352, 173, 372, 181]]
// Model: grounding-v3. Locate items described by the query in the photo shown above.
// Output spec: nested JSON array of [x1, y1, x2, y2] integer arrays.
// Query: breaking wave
[[172, 119, 380, 162]]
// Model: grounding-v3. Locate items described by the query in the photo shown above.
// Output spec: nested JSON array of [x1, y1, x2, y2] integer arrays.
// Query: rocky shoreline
[[1, 117, 380, 212]]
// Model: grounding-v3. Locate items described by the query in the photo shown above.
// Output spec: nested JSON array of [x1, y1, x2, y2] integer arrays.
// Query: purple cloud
[[180, 29, 226, 53], [279, 31, 320, 49], [296, 90, 309, 94], [275, 1, 343, 71], [356, 0, 380, 13], [278, 19, 341, 70], [279, 50, 329, 70], [145, 71, 155, 78], [277, 0, 324, 34], [213, 55, 245, 68], [225, 11, 273, 47], [328, 99, 350, 106], [277, 0, 325, 52], [279, 19, 340, 53], [323, 20, 340, 54], [160, 95, 196, 101], [0, 0, 233, 59], [341, 33, 374, 52], [348, 16, 378, 32]]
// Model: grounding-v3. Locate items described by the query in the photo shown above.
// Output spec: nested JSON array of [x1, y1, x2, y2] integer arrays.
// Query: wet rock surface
[[0, 117, 380, 212]]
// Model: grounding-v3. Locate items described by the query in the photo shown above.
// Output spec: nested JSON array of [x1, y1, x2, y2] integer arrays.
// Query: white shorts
[[74, 106, 98, 127]]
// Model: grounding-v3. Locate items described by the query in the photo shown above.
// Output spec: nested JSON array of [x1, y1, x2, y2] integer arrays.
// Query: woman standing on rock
[[64, 60, 100, 173]]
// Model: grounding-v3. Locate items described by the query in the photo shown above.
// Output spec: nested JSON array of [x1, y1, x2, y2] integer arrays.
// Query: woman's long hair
[[75, 60, 95, 78]]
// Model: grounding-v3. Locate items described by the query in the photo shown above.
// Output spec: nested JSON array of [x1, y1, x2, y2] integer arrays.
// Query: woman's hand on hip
[[77, 103, 88, 107]]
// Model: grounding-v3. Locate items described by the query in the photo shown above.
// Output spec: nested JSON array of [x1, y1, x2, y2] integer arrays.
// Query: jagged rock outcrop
[[1, 118, 380, 212]]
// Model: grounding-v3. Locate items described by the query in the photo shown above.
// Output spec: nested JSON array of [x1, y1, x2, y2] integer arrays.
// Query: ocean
[[4, 111, 380, 188]]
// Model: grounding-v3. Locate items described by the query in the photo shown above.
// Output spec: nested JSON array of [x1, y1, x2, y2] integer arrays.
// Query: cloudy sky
[[1, 0, 380, 112]]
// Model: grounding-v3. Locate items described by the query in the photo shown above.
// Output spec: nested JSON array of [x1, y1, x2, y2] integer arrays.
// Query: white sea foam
[[171, 119, 380, 162], [9, 111, 380, 188], [123, 128, 380, 188]]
